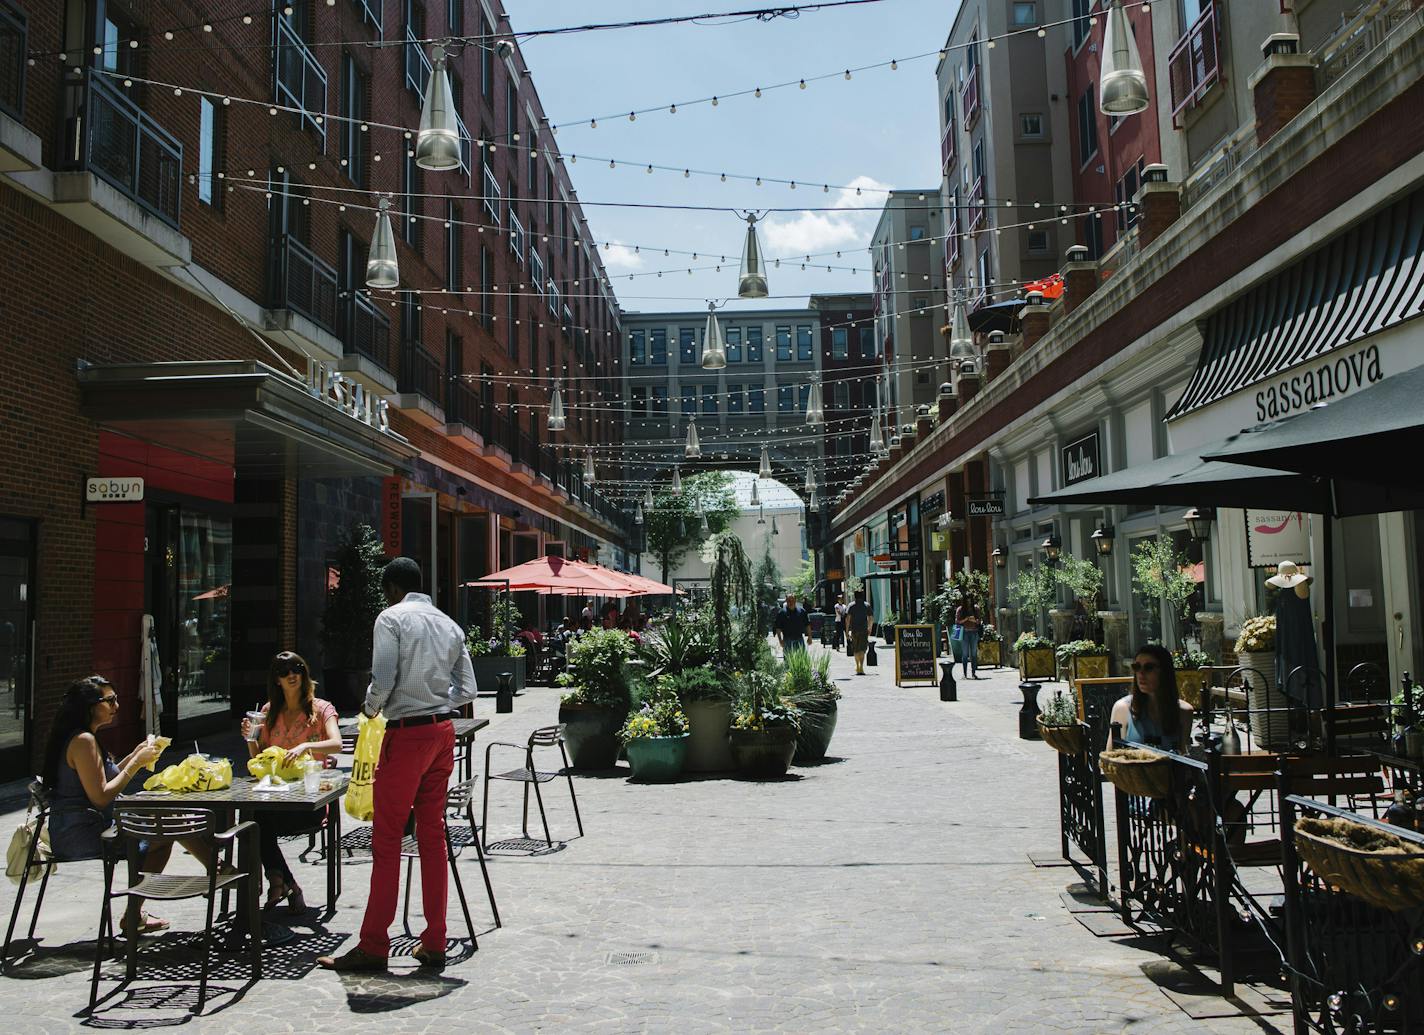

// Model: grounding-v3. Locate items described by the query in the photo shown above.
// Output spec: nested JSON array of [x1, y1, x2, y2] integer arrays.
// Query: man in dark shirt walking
[[846, 589, 871, 675], [774, 593, 810, 656]]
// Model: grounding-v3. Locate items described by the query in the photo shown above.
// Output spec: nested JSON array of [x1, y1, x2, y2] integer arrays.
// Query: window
[[1020, 112, 1044, 139], [509, 210, 525, 263], [701, 385, 717, 414], [679, 328, 697, 365], [482, 163, 501, 225], [834, 382, 849, 409], [446, 201, 461, 290], [1027, 228, 1050, 255], [631, 386, 647, 415], [727, 384, 743, 413], [1072, 0, 1092, 48], [480, 246, 492, 328], [749, 387, 766, 413], [275, 9, 327, 140], [480, 14, 494, 99], [908, 226, 927, 241], [746, 326, 763, 362], [1013, 2, 1037, 26], [652, 386, 668, 413], [547, 279, 559, 318], [650, 328, 668, 365], [796, 325, 813, 362], [1084, 213, 1104, 260], [859, 326, 875, 357], [545, 169, 555, 225], [798, 383, 811, 413], [725, 326, 742, 364], [777, 384, 793, 412], [198, 97, 220, 207], [831, 327, 848, 359], [446, 0, 463, 35], [101, 9, 137, 75], [402, 150, 420, 245], [340, 54, 367, 186], [775, 326, 793, 361], [977, 246, 993, 295], [507, 296, 517, 360], [531, 250, 544, 295], [681, 388, 696, 416], [506, 77, 519, 143], [403, 1, 430, 99], [1077, 85, 1099, 166], [1116, 157, 1147, 233]]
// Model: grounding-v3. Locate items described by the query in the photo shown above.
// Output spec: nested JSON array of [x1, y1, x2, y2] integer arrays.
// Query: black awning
[[1167, 185, 1424, 420]]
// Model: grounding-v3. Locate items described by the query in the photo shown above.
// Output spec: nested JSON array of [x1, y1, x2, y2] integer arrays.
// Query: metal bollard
[[496, 671, 514, 713], [1018, 681, 1041, 739], [865, 639, 878, 667], [939, 659, 957, 702]]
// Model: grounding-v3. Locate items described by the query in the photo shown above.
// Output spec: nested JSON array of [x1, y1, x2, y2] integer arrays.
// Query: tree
[[1009, 566, 1057, 636], [785, 557, 817, 601], [1054, 554, 1105, 641], [1131, 535, 1197, 644], [320, 523, 387, 670], [754, 549, 782, 617], [708, 529, 757, 667], [644, 471, 738, 582]]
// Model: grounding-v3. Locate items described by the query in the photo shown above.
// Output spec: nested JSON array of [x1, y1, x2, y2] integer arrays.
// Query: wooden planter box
[[977, 640, 1001, 668], [1063, 653, 1110, 683], [1176, 668, 1207, 709], [1018, 646, 1056, 681]]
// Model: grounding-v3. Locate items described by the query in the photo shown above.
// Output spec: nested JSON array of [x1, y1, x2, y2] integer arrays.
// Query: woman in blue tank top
[[1109, 643, 1194, 751]]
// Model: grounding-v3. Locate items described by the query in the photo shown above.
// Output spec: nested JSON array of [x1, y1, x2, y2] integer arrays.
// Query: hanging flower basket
[[1099, 748, 1171, 800], [1037, 718, 1083, 755], [1293, 816, 1424, 912]]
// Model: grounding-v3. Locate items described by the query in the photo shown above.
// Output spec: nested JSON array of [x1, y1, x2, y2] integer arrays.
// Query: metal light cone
[[759, 445, 772, 479], [804, 468, 816, 494], [948, 299, 976, 361], [805, 379, 824, 426], [809, 488, 818, 509], [749, 479, 761, 507], [685, 420, 701, 458], [365, 198, 399, 289], [547, 381, 566, 431], [702, 307, 727, 369], [416, 46, 463, 171], [738, 214, 769, 298], [1100, 0, 1150, 116], [671, 467, 682, 495], [757, 507, 766, 525], [583, 452, 595, 481], [634, 502, 644, 524], [643, 488, 654, 508], [868, 410, 885, 454]]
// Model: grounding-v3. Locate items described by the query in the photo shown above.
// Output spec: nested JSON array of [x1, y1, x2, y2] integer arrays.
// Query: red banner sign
[[381, 477, 403, 556]]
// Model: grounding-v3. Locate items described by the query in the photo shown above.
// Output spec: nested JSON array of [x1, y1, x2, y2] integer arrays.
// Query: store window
[[746, 326, 764, 362], [167, 509, 232, 725], [831, 327, 848, 359], [776, 326, 793, 361], [725, 326, 742, 363]]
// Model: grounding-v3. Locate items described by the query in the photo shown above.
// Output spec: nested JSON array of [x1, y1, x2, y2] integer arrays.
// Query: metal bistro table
[[341, 716, 490, 782], [123, 773, 349, 934]]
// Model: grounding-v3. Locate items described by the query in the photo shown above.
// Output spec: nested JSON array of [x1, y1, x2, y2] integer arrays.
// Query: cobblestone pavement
[[0, 643, 1285, 1033]]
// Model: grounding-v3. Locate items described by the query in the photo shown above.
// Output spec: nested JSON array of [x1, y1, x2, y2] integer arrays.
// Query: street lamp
[[702, 302, 727, 370], [1041, 533, 1062, 564], [992, 546, 1006, 569], [738, 214, 768, 298], [1184, 507, 1214, 543], [1091, 523, 1115, 557]]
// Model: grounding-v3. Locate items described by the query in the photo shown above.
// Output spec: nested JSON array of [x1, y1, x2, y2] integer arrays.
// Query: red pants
[[358, 719, 455, 956]]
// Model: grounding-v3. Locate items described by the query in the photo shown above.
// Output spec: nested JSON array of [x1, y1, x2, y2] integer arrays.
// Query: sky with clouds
[[512, 0, 953, 316]]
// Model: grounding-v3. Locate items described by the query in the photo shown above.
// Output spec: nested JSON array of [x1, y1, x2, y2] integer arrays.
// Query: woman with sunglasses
[[1109, 643, 1193, 751], [42, 675, 212, 935], [241, 651, 341, 912]]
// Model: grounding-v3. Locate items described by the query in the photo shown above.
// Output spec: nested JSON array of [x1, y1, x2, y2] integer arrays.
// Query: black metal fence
[[1056, 724, 1108, 899], [0, 0, 25, 121], [65, 70, 182, 227], [398, 341, 441, 401], [344, 291, 390, 367], [271, 235, 338, 333]]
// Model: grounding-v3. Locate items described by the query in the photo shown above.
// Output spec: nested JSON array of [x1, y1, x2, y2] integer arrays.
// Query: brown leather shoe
[[412, 944, 446, 970], [317, 946, 388, 972]]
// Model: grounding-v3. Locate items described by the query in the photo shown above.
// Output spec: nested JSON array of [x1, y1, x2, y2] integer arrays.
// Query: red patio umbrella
[[464, 556, 637, 597]]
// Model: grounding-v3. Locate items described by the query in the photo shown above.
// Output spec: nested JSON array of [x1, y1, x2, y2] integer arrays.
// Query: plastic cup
[[302, 759, 322, 794], [245, 711, 265, 743]]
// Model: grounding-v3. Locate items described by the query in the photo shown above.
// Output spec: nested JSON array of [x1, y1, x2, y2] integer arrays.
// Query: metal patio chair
[[395, 778, 500, 941], [482, 724, 583, 849]]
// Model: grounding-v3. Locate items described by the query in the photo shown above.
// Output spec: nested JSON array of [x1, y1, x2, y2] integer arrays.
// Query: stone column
[[1098, 610, 1130, 672], [1049, 608, 1074, 645], [998, 606, 1019, 642], [1061, 245, 1099, 316], [1196, 611, 1225, 663], [1249, 34, 1316, 146], [1019, 292, 1052, 354], [1137, 166, 1180, 248]]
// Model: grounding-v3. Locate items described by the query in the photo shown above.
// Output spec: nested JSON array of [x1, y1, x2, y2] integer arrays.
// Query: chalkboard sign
[[894, 624, 938, 686]]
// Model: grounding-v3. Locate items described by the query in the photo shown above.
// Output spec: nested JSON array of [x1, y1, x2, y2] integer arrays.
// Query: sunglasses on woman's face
[[100, 694, 119, 705], [276, 666, 305, 678], [1131, 661, 1160, 674]]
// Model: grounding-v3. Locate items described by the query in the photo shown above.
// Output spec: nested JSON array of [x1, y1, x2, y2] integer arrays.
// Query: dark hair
[[267, 651, 317, 725], [382, 556, 423, 595], [42, 676, 113, 787], [854, 589, 866, 603], [1130, 643, 1182, 744]]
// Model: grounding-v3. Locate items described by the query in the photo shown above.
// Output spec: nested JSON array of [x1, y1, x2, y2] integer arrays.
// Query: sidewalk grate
[[605, 951, 658, 966]]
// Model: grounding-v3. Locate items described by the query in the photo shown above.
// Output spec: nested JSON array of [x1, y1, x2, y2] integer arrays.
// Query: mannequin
[[1267, 561, 1320, 708]]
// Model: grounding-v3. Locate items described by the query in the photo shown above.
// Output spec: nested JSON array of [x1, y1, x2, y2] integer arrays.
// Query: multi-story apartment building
[[0, 0, 629, 774], [870, 192, 947, 423]]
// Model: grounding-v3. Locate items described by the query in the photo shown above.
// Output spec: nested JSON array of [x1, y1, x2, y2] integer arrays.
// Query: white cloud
[[601, 241, 645, 271], [759, 175, 891, 260]]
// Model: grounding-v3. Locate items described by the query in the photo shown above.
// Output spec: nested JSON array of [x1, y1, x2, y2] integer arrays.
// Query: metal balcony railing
[[344, 290, 390, 367], [398, 341, 442, 401], [940, 121, 955, 175], [351, 0, 382, 33], [64, 69, 182, 228], [274, 14, 326, 142], [271, 235, 338, 333], [1167, 3, 1220, 123], [0, 0, 26, 121], [946, 212, 961, 269], [967, 176, 986, 233], [404, 24, 431, 100], [1316, 0, 1417, 91], [446, 377, 479, 427], [961, 64, 981, 126]]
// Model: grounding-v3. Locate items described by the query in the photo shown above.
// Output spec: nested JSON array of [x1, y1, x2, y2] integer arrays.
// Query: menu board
[[894, 624, 938, 686]]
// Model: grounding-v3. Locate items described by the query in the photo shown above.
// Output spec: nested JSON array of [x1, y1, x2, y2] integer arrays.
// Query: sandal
[[120, 911, 170, 938], [263, 875, 289, 911]]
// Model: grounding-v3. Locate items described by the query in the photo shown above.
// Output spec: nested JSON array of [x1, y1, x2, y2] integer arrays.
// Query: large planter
[[558, 702, 626, 770], [977, 640, 1001, 668], [1018, 646, 1056, 681], [683, 699, 735, 773], [625, 734, 689, 782], [729, 726, 798, 779], [793, 703, 839, 764], [1237, 650, 1289, 748], [473, 654, 526, 694], [1176, 669, 1207, 710], [1065, 653, 1110, 683]]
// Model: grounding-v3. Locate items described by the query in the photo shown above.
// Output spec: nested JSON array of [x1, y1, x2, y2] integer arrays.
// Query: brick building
[[0, 0, 630, 777]]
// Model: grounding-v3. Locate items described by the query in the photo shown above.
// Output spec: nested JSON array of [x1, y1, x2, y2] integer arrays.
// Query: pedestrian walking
[[774, 593, 810, 656], [318, 557, 476, 973], [953, 595, 983, 679], [832, 593, 847, 649], [846, 589, 871, 675]]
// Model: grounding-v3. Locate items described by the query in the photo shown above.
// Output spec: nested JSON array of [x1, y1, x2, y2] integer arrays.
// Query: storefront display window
[[175, 511, 232, 724]]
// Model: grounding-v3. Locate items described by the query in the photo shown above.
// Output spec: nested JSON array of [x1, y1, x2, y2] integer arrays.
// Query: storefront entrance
[[0, 519, 35, 781]]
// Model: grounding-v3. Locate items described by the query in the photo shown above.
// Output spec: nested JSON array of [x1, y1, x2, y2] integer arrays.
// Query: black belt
[[386, 712, 455, 729]]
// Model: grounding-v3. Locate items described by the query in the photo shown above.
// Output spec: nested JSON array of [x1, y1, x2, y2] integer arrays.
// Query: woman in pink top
[[240, 651, 341, 912]]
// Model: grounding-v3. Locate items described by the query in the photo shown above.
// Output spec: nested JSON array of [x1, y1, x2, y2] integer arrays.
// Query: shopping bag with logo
[[950, 623, 965, 662], [143, 754, 232, 793], [344, 712, 386, 821], [247, 745, 306, 782]]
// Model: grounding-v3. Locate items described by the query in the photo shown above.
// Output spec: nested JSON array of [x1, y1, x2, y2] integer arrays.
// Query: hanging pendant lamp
[[868, 410, 885, 454], [547, 380, 566, 431], [365, 197, 399, 289], [805, 377, 824, 426], [759, 445, 773, 479], [804, 468, 816, 494], [771, 516, 779, 536], [671, 466, 682, 495], [702, 305, 727, 369], [809, 488, 818, 509], [797, 508, 805, 528], [643, 487, 654, 508], [416, 45, 463, 171], [685, 420, 702, 458], [948, 299, 976, 362], [757, 507, 766, 525], [1099, 0, 1150, 116], [634, 502, 644, 525], [583, 452, 595, 481], [738, 214, 769, 298], [749, 478, 761, 507]]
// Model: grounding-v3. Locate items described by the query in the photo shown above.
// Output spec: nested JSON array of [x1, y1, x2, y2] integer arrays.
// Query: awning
[[1201, 363, 1424, 491], [465, 557, 639, 597], [78, 360, 417, 478]]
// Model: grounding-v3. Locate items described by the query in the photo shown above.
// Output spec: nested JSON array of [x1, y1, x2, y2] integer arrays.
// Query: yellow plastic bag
[[246, 746, 305, 782], [344, 713, 385, 821], [144, 735, 173, 772], [143, 754, 233, 793]]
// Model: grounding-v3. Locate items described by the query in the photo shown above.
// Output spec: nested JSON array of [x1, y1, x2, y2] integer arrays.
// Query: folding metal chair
[[482, 724, 583, 849], [396, 779, 501, 942]]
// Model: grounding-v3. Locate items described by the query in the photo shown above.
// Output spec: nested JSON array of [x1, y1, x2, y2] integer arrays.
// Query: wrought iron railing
[[351, 0, 382, 33], [1181, 125, 1258, 211], [940, 120, 955, 175], [967, 176, 986, 233], [1316, 0, 1418, 92], [271, 235, 338, 333], [65, 70, 182, 228], [274, 14, 326, 142], [1056, 719, 1109, 899], [446, 377, 479, 427], [1168, 3, 1220, 123], [0, 0, 25, 121], [961, 64, 980, 126], [1098, 225, 1140, 282], [404, 24, 431, 100], [344, 290, 390, 367], [398, 341, 442, 401]]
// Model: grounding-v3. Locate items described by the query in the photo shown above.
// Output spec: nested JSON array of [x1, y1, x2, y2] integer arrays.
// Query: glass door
[[0, 519, 34, 780]]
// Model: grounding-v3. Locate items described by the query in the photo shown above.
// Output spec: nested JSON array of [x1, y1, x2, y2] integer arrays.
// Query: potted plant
[[466, 595, 528, 692], [782, 649, 840, 764], [1036, 687, 1083, 754], [1233, 615, 1286, 747], [1130, 535, 1197, 646], [620, 679, 690, 782], [320, 523, 387, 714], [880, 610, 901, 643], [1055, 639, 1111, 683], [1014, 631, 1056, 681], [1008, 566, 1056, 643], [729, 670, 801, 779], [1171, 647, 1213, 709], [557, 628, 635, 770], [978, 624, 1002, 668]]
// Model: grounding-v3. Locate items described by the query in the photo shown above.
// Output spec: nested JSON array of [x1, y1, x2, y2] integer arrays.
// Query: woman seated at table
[[1109, 643, 1194, 751], [42, 675, 213, 935], [240, 651, 341, 913]]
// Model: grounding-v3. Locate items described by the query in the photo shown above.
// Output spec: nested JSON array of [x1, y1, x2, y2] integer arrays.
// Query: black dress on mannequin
[[1275, 589, 1320, 707]]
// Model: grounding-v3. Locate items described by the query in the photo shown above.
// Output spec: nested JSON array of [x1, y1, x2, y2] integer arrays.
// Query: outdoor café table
[[122, 773, 349, 940]]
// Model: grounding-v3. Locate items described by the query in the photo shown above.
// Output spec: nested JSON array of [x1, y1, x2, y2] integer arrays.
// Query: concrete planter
[[1066, 653, 1111, 683], [1176, 669, 1207, 710], [683, 699, 735, 772], [558, 701, 626, 770], [793, 703, 838, 764], [729, 726, 798, 779], [625, 734, 689, 782], [473, 655, 526, 694]]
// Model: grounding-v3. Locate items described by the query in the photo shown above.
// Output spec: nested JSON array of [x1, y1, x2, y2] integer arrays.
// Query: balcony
[[394, 341, 446, 428], [443, 377, 485, 447], [940, 121, 956, 176], [966, 176, 986, 233], [404, 25, 430, 99], [351, 0, 382, 33], [336, 290, 395, 392], [961, 65, 981, 127], [946, 214, 961, 270], [1317, 0, 1417, 91], [1168, 3, 1220, 124], [263, 234, 343, 363], [0, 0, 38, 174], [274, 14, 326, 143]]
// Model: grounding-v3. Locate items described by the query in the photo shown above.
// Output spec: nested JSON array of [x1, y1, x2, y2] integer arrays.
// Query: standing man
[[319, 557, 476, 973], [847, 589, 871, 675], [775, 593, 810, 656], [832, 593, 847, 650]]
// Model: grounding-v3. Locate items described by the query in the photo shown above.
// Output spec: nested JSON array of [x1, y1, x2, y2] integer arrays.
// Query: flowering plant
[[1039, 689, 1079, 727], [1172, 647, 1212, 670], [1233, 615, 1276, 654], [619, 697, 688, 742], [730, 670, 801, 731], [979, 624, 1002, 644], [1014, 632, 1053, 653], [1054, 639, 1106, 661]]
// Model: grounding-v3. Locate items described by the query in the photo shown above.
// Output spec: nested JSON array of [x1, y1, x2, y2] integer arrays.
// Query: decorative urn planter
[[625, 734, 690, 782], [793, 704, 838, 764], [558, 701, 626, 770], [1067, 653, 1111, 684], [683, 699, 735, 772], [1236, 650, 1289, 748], [1175, 668, 1207, 710], [729, 727, 798, 779]]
